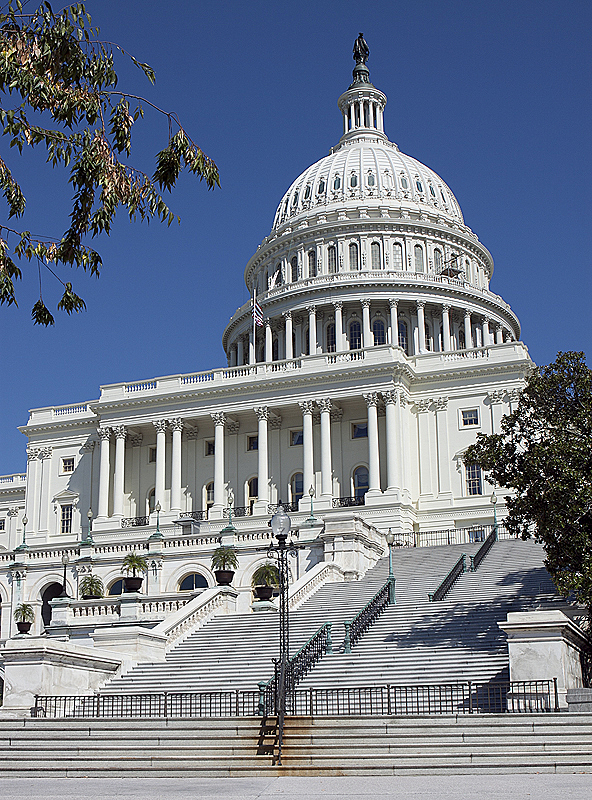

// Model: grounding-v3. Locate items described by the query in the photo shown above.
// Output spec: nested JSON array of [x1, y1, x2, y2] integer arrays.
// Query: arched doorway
[[41, 582, 64, 629]]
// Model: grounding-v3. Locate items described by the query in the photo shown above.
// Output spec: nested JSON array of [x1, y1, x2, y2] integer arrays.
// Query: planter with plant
[[211, 546, 239, 586], [121, 552, 148, 592], [79, 574, 104, 600], [251, 562, 279, 601], [14, 603, 35, 634]]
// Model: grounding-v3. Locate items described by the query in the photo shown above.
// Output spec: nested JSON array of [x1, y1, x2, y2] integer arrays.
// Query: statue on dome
[[353, 33, 369, 65]]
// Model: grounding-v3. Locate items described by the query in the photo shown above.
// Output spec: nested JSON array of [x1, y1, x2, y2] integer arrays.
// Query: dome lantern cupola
[[337, 33, 387, 143]]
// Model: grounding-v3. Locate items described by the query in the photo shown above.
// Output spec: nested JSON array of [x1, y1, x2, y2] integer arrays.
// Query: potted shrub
[[79, 574, 104, 600], [251, 562, 279, 601], [121, 552, 148, 592], [14, 603, 35, 634], [211, 546, 238, 586]]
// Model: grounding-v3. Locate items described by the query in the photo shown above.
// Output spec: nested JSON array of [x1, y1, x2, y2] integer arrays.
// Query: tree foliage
[[0, 1, 219, 324], [464, 351, 592, 609]]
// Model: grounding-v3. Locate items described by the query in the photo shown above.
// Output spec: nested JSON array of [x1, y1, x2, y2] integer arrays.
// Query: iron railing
[[470, 525, 498, 571], [224, 506, 251, 518], [32, 679, 559, 719], [429, 554, 466, 601], [121, 516, 150, 528], [32, 691, 260, 719], [268, 502, 299, 514], [332, 495, 365, 508], [415, 523, 513, 548], [178, 510, 207, 521], [344, 579, 394, 652]]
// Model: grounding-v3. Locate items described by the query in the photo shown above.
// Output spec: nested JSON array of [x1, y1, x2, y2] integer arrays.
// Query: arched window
[[326, 323, 336, 353], [148, 488, 155, 514], [429, 184, 436, 198], [275, 263, 283, 286], [304, 327, 310, 356], [290, 472, 304, 504], [291, 256, 298, 283], [367, 172, 375, 187], [350, 173, 358, 188], [317, 178, 326, 194], [398, 321, 409, 354], [108, 579, 124, 596], [353, 466, 369, 500], [425, 323, 432, 351], [304, 184, 311, 200], [372, 319, 386, 345], [206, 482, 214, 509], [416, 179, 424, 193], [179, 573, 208, 592], [465, 260, 471, 281], [392, 242, 403, 269], [272, 337, 279, 361], [308, 250, 317, 278], [434, 249, 443, 271], [328, 246, 337, 273], [333, 174, 341, 191], [371, 242, 381, 270], [349, 320, 362, 350], [458, 328, 466, 350], [41, 583, 64, 629], [414, 245, 424, 273], [292, 191, 298, 207], [400, 175, 409, 190], [349, 242, 359, 271], [248, 477, 258, 510], [465, 464, 483, 496]]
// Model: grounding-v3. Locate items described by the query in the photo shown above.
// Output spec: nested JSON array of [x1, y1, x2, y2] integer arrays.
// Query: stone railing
[[288, 561, 346, 611], [51, 591, 198, 626], [0, 473, 26, 485], [153, 586, 238, 650]]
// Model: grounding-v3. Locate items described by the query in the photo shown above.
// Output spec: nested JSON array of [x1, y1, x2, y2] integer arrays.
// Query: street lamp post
[[87, 508, 93, 539], [386, 528, 396, 604], [60, 554, 70, 597], [491, 490, 498, 539], [221, 489, 236, 533], [15, 515, 28, 552], [305, 485, 317, 525]]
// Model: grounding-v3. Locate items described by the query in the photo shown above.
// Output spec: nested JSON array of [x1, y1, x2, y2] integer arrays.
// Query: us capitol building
[[0, 41, 530, 638]]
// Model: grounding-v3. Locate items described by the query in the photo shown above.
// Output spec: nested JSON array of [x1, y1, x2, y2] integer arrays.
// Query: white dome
[[272, 137, 464, 232]]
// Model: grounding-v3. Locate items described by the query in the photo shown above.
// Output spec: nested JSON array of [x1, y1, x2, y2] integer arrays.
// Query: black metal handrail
[[429, 554, 466, 601], [178, 510, 206, 521], [121, 516, 150, 528], [470, 525, 498, 571], [268, 502, 299, 514], [344, 579, 394, 652], [415, 523, 513, 548], [32, 679, 559, 718], [223, 506, 251, 518], [332, 495, 365, 508]]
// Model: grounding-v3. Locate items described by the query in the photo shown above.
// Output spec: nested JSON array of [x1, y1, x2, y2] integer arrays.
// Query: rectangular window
[[247, 435, 258, 451], [205, 440, 215, 456], [290, 429, 303, 446], [61, 504, 73, 534], [466, 464, 483, 496], [61, 457, 75, 473], [0, 519, 5, 532], [149, 447, 157, 463], [351, 423, 368, 439], [462, 409, 479, 426]]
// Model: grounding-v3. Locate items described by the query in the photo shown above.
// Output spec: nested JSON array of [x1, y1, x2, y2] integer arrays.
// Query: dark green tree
[[464, 351, 592, 609], [0, 1, 219, 324]]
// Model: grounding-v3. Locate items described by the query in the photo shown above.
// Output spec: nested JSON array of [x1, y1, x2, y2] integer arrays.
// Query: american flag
[[252, 293, 264, 327]]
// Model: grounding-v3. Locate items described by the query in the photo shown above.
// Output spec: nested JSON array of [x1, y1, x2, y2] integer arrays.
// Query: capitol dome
[[223, 43, 520, 364]]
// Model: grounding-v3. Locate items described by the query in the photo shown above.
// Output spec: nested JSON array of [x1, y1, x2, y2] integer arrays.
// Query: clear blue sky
[[1, 0, 591, 475]]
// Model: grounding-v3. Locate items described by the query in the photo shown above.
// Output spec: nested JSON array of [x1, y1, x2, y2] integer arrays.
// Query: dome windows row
[[253, 238, 488, 293]]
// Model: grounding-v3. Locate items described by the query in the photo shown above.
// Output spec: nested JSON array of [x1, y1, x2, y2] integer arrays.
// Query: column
[[482, 318, 491, 347], [294, 316, 302, 356], [38, 447, 53, 536], [170, 418, 183, 513], [97, 428, 111, 519], [284, 311, 293, 360], [496, 324, 503, 344], [464, 310, 473, 349], [25, 449, 39, 533], [112, 425, 126, 518], [254, 407, 269, 511], [264, 320, 273, 362], [488, 391, 505, 434], [416, 400, 433, 496], [307, 305, 317, 355], [229, 346, 236, 367], [237, 337, 244, 366], [317, 399, 333, 499], [382, 391, 399, 492], [389, 299, 398, 347], [442, 305, 452, 351], [364, 393, 381, 496], [299, 401, 315, 498], [369, 101, 374, 129], [153, 419, 167, 509], [417, 301, 426, 353], [211, 412, 226, 514], [333, 302, 344, 352], [361, 299, 372, 348], [434, 397, 451, 496]]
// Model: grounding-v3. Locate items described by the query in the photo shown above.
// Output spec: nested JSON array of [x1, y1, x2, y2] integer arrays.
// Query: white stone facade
[[0, 52, 531, 640]]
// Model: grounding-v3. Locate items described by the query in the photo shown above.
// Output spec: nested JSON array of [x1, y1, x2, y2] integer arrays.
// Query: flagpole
[[253, 286, 256, 365]]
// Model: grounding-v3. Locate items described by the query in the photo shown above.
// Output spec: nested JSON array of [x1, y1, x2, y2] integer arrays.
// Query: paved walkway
[[2, 775, 592, 800]]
